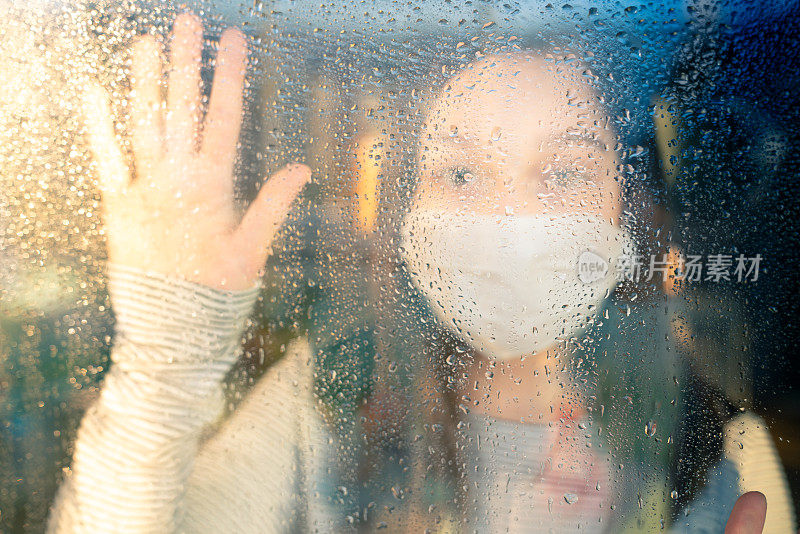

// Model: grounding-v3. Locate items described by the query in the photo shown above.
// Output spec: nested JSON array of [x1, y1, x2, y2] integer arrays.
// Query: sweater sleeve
[[671, 412, 796, 534], [47, 263, 261, 534]]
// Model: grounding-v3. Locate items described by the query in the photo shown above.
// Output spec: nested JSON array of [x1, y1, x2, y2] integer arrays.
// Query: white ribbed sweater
[[47, 264, 331, 533], [46, 265, 796, 533]]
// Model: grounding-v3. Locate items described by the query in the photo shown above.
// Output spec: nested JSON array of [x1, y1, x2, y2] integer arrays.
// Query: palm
[[103, 157, 238, 287], [82, 13, 310, 290]]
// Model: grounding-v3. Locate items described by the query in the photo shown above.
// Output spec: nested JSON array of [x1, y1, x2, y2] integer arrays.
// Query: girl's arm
[[47, 11, 309, 532], [48, 265, 259, 532]]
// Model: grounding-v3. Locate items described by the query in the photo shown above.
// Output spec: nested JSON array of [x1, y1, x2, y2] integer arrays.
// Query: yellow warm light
[[663, 244, 685, 296], [353, 132, 383, 233]]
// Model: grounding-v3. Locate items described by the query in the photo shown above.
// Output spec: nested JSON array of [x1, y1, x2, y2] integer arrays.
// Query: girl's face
[[413, 54, 622, 221]]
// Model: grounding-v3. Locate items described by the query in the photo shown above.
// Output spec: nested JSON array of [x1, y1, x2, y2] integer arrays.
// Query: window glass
[[1, 0, 798, 531]]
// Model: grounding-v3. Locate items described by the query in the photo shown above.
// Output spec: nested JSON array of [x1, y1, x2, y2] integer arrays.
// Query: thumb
[[725, 491, 767, 534], [233, 163, 312, 269]]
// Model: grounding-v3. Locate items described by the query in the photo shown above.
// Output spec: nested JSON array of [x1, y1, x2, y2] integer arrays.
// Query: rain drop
[[645, 420, 657, 437]]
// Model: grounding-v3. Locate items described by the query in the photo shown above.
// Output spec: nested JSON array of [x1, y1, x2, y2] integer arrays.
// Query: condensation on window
[[1, 0, 799, 532]]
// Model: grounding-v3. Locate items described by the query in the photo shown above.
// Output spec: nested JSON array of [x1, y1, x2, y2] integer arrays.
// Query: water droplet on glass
[[564, 493, 579, 505], [491, 126, 502, 141], [645, 420, 657, 437]]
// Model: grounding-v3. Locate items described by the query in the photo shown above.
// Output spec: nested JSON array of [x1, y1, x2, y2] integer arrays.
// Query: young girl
[[396, 51, 795, 533], [397, 50, 628, 532], [48, 11, 786, 534]]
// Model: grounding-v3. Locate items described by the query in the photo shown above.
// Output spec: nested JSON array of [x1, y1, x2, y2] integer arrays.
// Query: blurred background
[[1, 0, 799, 531]]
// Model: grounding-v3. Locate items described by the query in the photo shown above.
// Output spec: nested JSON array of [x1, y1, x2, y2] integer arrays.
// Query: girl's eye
[[444, 166, 476, 187]]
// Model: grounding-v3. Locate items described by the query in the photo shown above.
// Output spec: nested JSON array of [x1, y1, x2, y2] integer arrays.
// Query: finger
[[81, 83, 130, 205], [725, 491, 767, 534], [201, 27, 247, 182], [233, 164, 312, 269], [166, 12, 203, 154], [130, 35, 164, 176]]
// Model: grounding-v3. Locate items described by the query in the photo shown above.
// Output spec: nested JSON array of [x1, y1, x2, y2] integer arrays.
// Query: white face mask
[[400, 209, 632, 360]]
